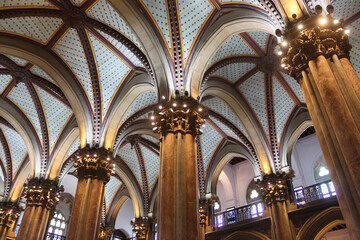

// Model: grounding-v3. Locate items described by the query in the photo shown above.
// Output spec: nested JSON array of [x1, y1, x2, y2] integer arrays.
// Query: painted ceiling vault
[[0, 0, 359, 221]]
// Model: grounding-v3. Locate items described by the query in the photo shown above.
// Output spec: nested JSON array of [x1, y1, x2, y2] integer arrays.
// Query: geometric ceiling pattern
[[0, 0, 359, 226]]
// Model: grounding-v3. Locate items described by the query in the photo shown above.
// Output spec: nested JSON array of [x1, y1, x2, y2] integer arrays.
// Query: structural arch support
[[186, 7, 277, 97]]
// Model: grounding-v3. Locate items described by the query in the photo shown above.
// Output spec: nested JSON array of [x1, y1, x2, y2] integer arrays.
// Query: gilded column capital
[[278, 5, 352, 80], [99, 225, 113, 240], [256, 171, 294, 206], [131, 217, 153, 239], [74, 145, 115, 183], [0, 202, 21, 228], [152, 96, 207, 136], [199, 200, 208, 225], [23, 178, 63, 210]]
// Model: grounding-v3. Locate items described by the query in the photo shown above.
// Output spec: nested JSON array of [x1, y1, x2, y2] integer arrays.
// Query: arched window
[[46, 211, 67, 239], [314, 156, 331, 183]]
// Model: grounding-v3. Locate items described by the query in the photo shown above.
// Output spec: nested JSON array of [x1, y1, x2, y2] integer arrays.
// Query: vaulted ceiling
[[0, 0, 359, 219]]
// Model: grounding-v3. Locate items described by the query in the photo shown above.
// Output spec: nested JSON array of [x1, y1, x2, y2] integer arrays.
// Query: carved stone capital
[[74, 146, 115, 183], [0, 202, 21, 228], [23, 178, 63, 210], [152, 96, 207, 136], [256, 171, 294, 206], [131, 217, 152, 239], [280, 9, 352, 81], [199, 201, 208, 225], [99, 225, 113, 240]]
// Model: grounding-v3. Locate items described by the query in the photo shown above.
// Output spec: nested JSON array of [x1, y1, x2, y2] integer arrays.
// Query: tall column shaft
[[153, 96, 206, 240], [258, 172, 294, 240], [281, 14, 360, 239], [66, 146, 115, 240], [16, 178, 63, 240]]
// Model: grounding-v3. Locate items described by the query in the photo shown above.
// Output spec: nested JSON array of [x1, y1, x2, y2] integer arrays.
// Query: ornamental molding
[[256, 171, 294, 206], [152, 95, 207, 136], [74, 146, 115, 183], [279, 5, 352, 81], [0, 202, 21, 228], [131, 217, 153, 239], [23, 178, 63, 210]]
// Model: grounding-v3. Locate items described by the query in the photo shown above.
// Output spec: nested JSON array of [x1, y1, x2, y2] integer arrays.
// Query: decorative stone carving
[[99, 225, 113, 240], [74, 145, 115, 183], [152, 95, 207, 136], [0, 202, 21, 228], [279, 5, 352, 80], [23, 178, 63, 210], [199, 200, 208, 225], [131, 217, 152, 240], [256, 171, 294, 206]]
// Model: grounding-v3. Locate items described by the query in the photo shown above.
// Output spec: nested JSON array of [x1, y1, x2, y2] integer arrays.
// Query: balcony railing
[[46, 233, 66, 240], [214, 202, 264, 228], [214, 180, 337, 228], [294, 180, 336, 205]]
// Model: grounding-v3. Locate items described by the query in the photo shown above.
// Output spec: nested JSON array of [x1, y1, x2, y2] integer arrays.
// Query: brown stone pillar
[[16, 178, 63, 240], [0, 203, 21, 240], [153, 96, 206, 240], [67, 146, 115, 240], [281, 8, 360, 239], [199, 197, 215, 240], [257, 172, 295, 240]]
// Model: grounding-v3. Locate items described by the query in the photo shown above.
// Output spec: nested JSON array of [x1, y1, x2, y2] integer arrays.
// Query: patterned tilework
[[71, 0, 85, 6], [120, 91, 157, 124], [247, 31, 269, 51], [209, 117, 242, 143], [141, 135, 159, 144], [140, 145, 159, 191], [0, 75, 12, 94], [98, 30, 144, 67], [201, 123, 223, 172], [141, 0, 172, 50], [281, 73, 305, 103], [348, 20, 360, 77], [273, 77, 295, 143], [332, 0, 360, 20], [36, 86, 72, 151], [104, 176, 122, 210], [202, 97, 249, 138], [66, 136, 80, 158], [54, 28, 94, 104], [119, 143, 142, 188], [8, 56, 27, 66], [0, 0, 52, 7], [210, 34, 255, 65], [178, 0, 213, 59], [239, 71, 269, 136], [87, 0, 143, 50], [89, 33, 130, 115], [9, 82, 43, 142], [219, 0, 261, 6], [0, 124, 27, 176], [0, 17, 62, 43], [212, 63, 256, 83], [30, 65, 57, 84]]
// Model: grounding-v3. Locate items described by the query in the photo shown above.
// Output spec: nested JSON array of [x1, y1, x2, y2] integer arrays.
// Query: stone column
[[67, 146, 115, 240], [199, 198, 211, 240], [0, 202, 21, 240], [281, 6, 360, 239], [152, 95, 206, 240], [257, 172, 295, 240], [131, 217, 152, 240], [16, 178, 63, 240]]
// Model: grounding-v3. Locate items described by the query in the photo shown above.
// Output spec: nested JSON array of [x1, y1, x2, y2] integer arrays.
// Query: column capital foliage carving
[[279, 5, 352, 80], [0, 202, 21, 228], [256, 171, 294, 206], [152, 95, 207, 136], [131, 217, 153, 239], [74, 145, 115, 183], [199, 199, 209, 225], [99, 225, 113, 240], [23, 178, 64, 210]]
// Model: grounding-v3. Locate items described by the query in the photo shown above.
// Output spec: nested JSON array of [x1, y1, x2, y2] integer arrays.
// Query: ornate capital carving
[[131, 217, 152, 239], [199, 201, 208, 225], [152, 96, 207, 136], [99, 225, 113, 240], [256, 171, 294, 206], [23, 178, 63, 210], [0, 202, 21, 228], [279, 6, 352, 80], [74, 146, 115, 183]]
